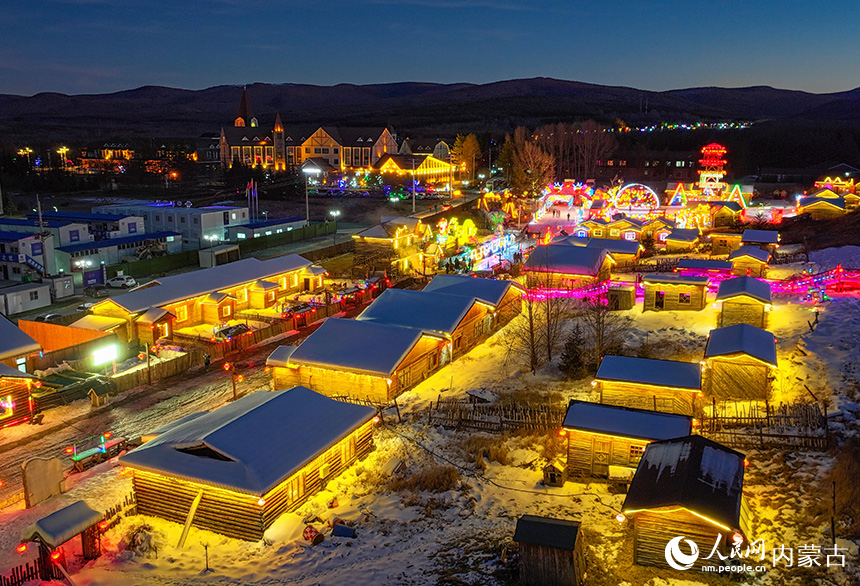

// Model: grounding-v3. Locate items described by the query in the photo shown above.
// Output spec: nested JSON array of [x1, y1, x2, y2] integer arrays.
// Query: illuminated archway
[[612, 183, 660, 211]]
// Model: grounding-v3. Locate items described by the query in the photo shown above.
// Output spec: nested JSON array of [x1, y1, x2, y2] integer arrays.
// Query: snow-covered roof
[[135, 307, 173, 325], [622, 435, 745, 531], [99, 255, 312, 313], [666, 228, 700, 243], [642, 275, 709, 287], [715, 277, 772, 304], [677, 259, 734, 271], [21, 501, 102, 548], [119, 387, 375, 496], [0, 316, 40, 361], [203, 291, 233, 304], [728, 246, 770, 263], [742, 229, 779, 245], [280, 318, 429, 376], [799, 196, 845, 209], [513, 515, 580, 550], [711, 201, 743, 213], [562, 236, 642, 256], [421, 274, 520, 306], [266, 345, 298, 368], [596, 355, 701, 390], [251, 279, 279, 291], [563, 400, 691, 441], [0, 362, 34, 379], [353, 224, 391, 239], [70, 315, 127, 331], [524, 245, 610, 276], [357, 288, 478, 336], [705, 323, 777, 366]]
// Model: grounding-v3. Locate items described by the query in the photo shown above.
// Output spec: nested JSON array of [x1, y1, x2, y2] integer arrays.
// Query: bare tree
[[511, 141, 555, 196], [571, 120, 617, 181], [573, 294, 631, 366]]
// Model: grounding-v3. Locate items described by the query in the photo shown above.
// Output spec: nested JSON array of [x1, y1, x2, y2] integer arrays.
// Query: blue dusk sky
[[1, 0, 858, 95]]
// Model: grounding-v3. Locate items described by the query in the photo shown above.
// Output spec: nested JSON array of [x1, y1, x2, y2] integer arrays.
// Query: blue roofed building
[[594, 355, 703, 416], [27, 211, 145, 241], [704, 323, 778, 400], [54, 231, 183, 281], [225, 217, 305, 241]]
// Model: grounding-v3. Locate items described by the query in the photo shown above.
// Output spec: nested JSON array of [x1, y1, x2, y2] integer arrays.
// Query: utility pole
[[145, 342, 152, 385], [36, 194, 47, 277], [411, 157, 416, 213]]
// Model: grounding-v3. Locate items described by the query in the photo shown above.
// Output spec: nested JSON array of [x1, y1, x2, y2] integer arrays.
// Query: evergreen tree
[[559, 323, 588, 380]]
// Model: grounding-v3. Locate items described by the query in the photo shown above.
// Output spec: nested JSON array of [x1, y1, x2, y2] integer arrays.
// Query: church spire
[[234, 85, 254, 128], [274, 112, 283, 132]]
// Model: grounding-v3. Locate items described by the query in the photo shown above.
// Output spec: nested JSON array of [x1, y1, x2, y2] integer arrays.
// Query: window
[[69, 230, 80, 242], [175, 306, 188, 322], [454, 336, 462, 349], [128, 223, 137, 234], [193, 217, 199, 224], [659, 232, 669, 242], [237, 289, 247, 302], [180, 216, 186, 224], [679, 293, 691, 304], [593, 229, 603, 237], [321, 148, 329, 154], [629, 444, 646, 465], [314, 148, 322, 154], [155, 214, 161, 221], [676, 161, 685, 167], [333, 148, 339, 154], [286, 473, 304, 502], [340, 435, 356, 466], [29, 290, 39, 301], [290, 273, 298, 288], [221, 304, 232, 317], [16, 357, 26, 373], [610, 229, 619, 237], [624, 231, 637, 241], [400, 366, 412, 388], [304, 147, 310, 154], [474, 321, 484, 338]]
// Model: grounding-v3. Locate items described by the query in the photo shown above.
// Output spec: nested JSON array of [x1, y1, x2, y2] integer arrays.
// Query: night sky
[[2, 0, 858, 96]]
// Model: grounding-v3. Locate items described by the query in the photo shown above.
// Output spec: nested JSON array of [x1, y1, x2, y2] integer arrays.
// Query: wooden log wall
[[731, 258, 767, 278], [720, 299, 767, 329], [704, 358, 771, 400], [642, 283, 707, 312], [599, 381, 695, 416], [518, 542, 583, 586], [566, 430, 647, 478], [633, 509, 731, 569]]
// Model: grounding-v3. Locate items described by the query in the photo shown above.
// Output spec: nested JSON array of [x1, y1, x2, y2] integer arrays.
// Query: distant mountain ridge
[[0, 77, 858, 144]]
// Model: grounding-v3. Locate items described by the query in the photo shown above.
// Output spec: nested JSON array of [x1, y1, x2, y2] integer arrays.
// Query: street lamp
[[17, 148, 32, 167], [302, 166, 321, 227], [329, 210, 341, 244], [56, 147, 69, 170]]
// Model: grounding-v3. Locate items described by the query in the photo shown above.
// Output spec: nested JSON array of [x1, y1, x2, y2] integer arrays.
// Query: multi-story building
[[0, 218, 93, 247], [0, 232, 56, 281], [93, 202, 249, 248], [594, 150, 699, 183], [28, 211, 144, 241], [219, 87, 397, 172]]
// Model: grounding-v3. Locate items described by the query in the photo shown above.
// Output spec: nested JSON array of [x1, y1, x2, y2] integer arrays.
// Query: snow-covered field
[[3, 246, 860, 584]]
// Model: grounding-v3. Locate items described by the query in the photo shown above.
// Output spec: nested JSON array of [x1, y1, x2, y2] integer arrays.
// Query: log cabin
[[0, 363, 38, 427], [642, 275, 709, 312], [0, 315, 41, 374], [797, 196, 847, 220], [562, 400, 692, 479], [420, 274, 523, 328], [572, 218, 607, 238], [602, 217, 644, 241], [715, 277, 772, 329], [709, 201, 743, 227], [709, 232, 744, 256], [351, 216, 429, 275], [266, 318, 446, 402], [728, 246, 770, 278], [622, 435, 751, 569], [595, 355, 702, 416], [119, 387, 376, 541], [675, 258, 734, 278], [91, 254, 321, 346], [741, 229, 780, 253], [356, 288, 493, 358], [640, 217, 676, 244], [513, 515, 586, 586], [703, 323, 778, 400], [664, 228, 700, 253], [560, 236, 643, 266], [523, 245, 614, 290]]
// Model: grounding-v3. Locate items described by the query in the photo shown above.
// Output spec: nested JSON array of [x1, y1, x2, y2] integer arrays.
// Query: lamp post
[[17, 148, 32, 168], [302, 166, 321, 227], [329, 210, 341, 244], [56, 147, 69, 171]]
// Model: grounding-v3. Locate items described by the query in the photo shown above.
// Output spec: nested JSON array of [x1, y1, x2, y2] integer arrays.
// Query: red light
[[223, 363, 231, 371], [16, 543, 27, 553], [732, 532, 744, 544], [615, 513, 626, 523], [103, 431, 112, 439], [372, 415, 381, 424], [558, 429, 567, 437], [98, 520, 109, 531], [743, 458, 750, 467], [65, 447, 74, 454]]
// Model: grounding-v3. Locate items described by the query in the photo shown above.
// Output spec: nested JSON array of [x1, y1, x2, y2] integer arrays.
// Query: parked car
[[34, 313, 63, 323], [213, 323, 251, 341], [76, 302, 96, 312], [83, 284, 109, 298], [106, 275, 137, 289]]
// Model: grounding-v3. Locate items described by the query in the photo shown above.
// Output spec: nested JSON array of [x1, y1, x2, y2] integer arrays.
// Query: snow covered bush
[[388, 464, 462, 493]]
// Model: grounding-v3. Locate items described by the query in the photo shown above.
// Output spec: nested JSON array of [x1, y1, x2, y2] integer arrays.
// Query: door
[[592, 438, 611, 476], [303, 278, 311, 291], [655, 291, 665, 309]]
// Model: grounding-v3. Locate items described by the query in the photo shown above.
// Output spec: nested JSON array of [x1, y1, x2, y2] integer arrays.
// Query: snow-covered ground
[[3, 246, 860, 584]]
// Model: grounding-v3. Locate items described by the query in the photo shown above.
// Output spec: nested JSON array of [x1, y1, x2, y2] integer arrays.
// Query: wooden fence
[[426, 397, 566, 433], [616, 258, 680, 273], [699, 401, 829, 450], [771, 251, 810, 265], [111, 351, 205, 393], [0, 555, 59, 586]]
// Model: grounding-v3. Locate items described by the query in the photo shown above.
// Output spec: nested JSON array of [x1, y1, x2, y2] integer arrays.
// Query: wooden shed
[[798, 196, 846, 220], [710, 201, 743, 227], [641, 217, 676, 243], [561, 236, 643, 266], [622, 435, 751, 569], [716, 277, 773, 329], [513, 515, 586, 586], [421, 274, 523, 328], [266, 318, 446, 402], [119, 387, 376, 541], [728, 246, 770, 278], [741, 229, 780, 252], [562, 400, 692, 479], [642, 275, 709, 312], [357, 287, 493, 358], [703, 323, 778, 400], [709, 232, 744, 256], [523, 245, 614, 290], [595, 355, 702, 416], [0, 364, 37, 427], [665, 228, 700, 253]]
